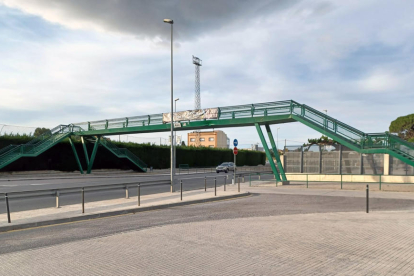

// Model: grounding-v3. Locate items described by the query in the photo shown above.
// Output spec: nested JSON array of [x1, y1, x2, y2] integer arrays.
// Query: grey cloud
[[2, 0, 300, 40]]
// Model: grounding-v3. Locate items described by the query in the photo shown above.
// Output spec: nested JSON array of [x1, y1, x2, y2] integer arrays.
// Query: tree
[[389, 114, 414, 142], [33, 127, 51, 137], [302, 135, 339, 151]]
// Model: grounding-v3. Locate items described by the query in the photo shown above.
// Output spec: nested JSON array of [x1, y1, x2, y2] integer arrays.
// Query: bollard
[[379, 175, 382, 191], [224, 177, 226, 191], [81, 188, 85, 214], [56, 191, 60, 208], [204, 176, 207, 192], [125, 185, 129, 199], [238, 177, 240, 193], [137, 184, 141, 206], [259, 174, 261, 180], [306, 174, 308, 188], [340, 174, 343, 190], [5, 193, 11, 223], [180, 180, 183, 201], [366, 185, 369, 213], [214, 177, 217, 196]]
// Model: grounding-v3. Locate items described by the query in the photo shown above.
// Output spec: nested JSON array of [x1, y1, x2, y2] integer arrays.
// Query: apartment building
[[187, 130, 228, 148]]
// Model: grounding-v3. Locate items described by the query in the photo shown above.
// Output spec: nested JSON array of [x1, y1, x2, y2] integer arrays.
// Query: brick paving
[[1, 211, 414, 275]]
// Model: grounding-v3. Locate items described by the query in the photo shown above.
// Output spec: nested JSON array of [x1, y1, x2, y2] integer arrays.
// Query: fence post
[[5, 193, 11, 223], [125, 185, 129, 199], [249, 174, 251, 186], [238, 177, 240, 192], [137, 184, 141, 206], [81, 188, 85, 214], [224, 176, 226, 191], [366, 185, 369, 213], [214, 177, 217, 196], [180, 180, 183, 201], [341, 174, 343, 190], [204, 176, 207, 192], [56, 191, 60, 208]]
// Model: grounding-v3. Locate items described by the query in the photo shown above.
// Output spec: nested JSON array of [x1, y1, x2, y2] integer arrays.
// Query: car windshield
[[220, 163, 229, 166]]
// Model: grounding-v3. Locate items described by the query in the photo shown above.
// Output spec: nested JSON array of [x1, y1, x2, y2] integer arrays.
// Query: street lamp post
[[164, 18, 174, 193], [174, 98, 179, 172]]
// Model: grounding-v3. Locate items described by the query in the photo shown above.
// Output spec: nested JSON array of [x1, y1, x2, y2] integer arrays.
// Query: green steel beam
[[265, 124, 287, 181], [68, 137, 84, 174], [87, 136, 100, 174], [74, 115, 294, 137], [255, 123, 281, 181], [292, 115, 361, 152], [81, 136, 89, 167]]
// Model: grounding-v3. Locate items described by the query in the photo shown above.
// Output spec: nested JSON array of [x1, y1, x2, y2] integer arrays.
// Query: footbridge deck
[[1, 100, 413, 180]]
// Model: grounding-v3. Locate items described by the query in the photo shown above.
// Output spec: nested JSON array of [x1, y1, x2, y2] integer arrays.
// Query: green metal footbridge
[[0, 100, 413, 181]]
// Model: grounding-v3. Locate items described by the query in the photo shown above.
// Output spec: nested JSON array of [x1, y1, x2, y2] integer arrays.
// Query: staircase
[[289, 101, 414, 167], [100, 138, 147, 172], [0, 125, 73, 170]]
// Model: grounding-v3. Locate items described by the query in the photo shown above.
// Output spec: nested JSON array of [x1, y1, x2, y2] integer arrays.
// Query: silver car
[[216, 162, 235, 173]]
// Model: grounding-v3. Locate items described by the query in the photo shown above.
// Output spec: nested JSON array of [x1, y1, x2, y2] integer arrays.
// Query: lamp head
[[163, 19, 174, 24]]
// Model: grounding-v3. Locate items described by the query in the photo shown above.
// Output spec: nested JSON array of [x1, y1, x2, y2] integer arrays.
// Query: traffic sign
[[233, 147, 238, 155], [233, 139, 238, 147]]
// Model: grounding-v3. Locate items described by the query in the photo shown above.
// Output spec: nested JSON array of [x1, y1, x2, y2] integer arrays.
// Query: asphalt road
[[0, 171, 271, 214], [1, 191, 414, 255]]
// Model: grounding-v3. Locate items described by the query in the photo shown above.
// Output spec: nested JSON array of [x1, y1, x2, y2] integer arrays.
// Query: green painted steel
[[81, 136, 89, 167], [100, 138, 147, 172], [255, 123, 282, 181], [87, 136, 100, 174], [265, 124, 287, 181], [0, 100, 413, 173], [0, 125, 77, 171], [69, 137, 84, 174]]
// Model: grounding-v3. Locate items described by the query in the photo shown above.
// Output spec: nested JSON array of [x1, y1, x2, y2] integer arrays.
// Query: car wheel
[[216, 171, 219, 173], [225, 169, 228, 173]]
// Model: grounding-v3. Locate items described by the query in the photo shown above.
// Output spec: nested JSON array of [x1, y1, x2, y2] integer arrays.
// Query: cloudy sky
[[0, 0, 413, 148]]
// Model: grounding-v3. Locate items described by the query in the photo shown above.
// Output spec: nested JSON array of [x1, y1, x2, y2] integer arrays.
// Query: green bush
[[0, 137, 265, 172]]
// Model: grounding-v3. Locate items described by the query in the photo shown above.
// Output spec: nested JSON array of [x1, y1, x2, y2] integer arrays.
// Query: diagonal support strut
[[255, 123, 282, 182], [265, 124, 287, 181]]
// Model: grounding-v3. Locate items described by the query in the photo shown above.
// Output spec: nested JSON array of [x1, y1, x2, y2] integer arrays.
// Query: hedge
[[0, 136, 266, 172]]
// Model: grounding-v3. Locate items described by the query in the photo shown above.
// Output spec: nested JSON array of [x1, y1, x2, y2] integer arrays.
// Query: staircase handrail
[[0, 144, 17, 156]]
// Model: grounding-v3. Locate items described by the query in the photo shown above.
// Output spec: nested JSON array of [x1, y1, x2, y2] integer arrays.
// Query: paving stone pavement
[[1, 210, 414, 275]]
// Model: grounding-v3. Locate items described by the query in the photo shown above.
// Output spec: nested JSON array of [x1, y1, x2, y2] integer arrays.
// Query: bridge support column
[[87, 136, 100, 174], [255, 123, 282, 182], [69, 137, 84, 174], [265, 124, 287, 182], [81, 136, 90, 168]]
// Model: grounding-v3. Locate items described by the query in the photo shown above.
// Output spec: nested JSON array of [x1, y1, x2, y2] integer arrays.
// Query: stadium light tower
[[192, 56, 202, 110]]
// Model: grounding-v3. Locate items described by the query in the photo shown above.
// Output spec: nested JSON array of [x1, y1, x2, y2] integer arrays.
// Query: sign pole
[[234, 153, 236, 184], [233, 139, 238, 185]]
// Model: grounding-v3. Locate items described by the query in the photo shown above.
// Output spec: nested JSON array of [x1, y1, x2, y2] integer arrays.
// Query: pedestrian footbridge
[[0, 100, 413, 181]]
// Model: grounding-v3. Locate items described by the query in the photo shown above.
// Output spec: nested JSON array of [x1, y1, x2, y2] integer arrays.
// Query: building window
[[200, 138, 205, 141], [209, 137, 214, 141], [190, 138, 195, 142]]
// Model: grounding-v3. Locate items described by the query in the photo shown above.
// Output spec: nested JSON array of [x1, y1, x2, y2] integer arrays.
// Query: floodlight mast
[[192, 56, 202, 110]]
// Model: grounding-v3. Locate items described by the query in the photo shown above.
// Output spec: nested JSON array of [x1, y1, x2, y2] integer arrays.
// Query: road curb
[[0, 192, 250, 233]]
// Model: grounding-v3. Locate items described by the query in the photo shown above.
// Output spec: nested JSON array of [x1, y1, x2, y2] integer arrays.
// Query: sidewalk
[[0, 185, 248, 232]]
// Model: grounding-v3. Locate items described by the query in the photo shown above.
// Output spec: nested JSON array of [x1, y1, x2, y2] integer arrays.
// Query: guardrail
[[2, 174, 245, 224], [247, 172, 414, 190], [177, 165, 271, 175], [2, 179, 171, 223]]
